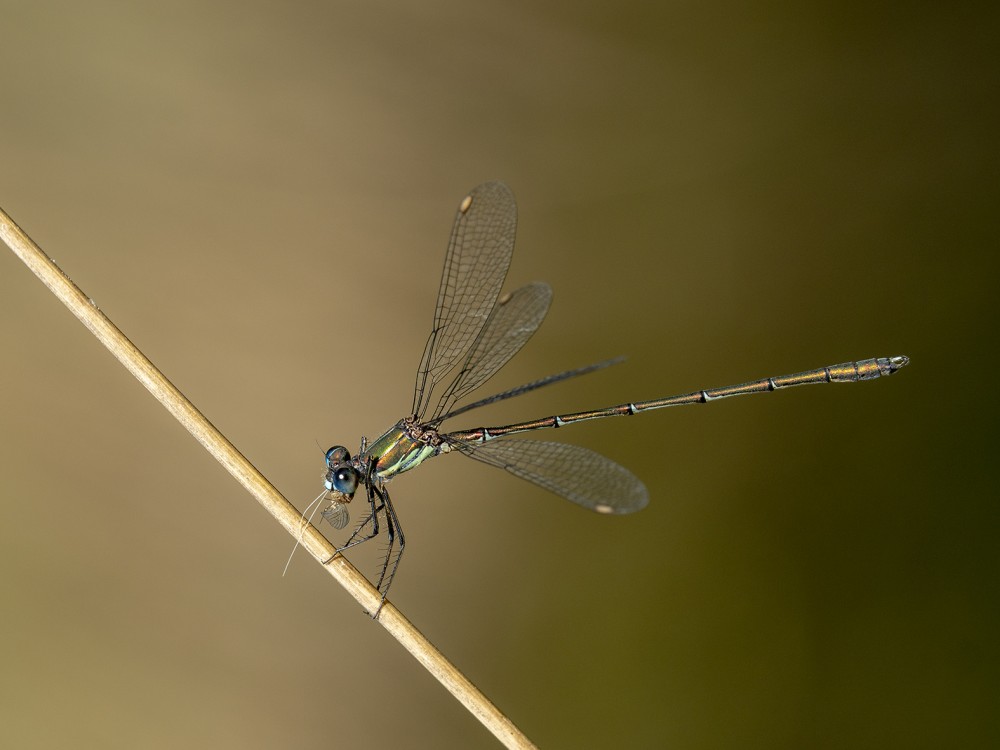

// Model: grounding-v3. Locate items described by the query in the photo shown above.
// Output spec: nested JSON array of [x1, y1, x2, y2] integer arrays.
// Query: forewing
[[411, 182, 518, 419]]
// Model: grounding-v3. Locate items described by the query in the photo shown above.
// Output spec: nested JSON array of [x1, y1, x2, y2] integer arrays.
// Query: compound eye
[[328, 466, 359, 497], [325, 446, 351, 468]]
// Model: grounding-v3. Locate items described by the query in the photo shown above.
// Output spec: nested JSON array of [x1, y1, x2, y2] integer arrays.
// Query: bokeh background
[[1, 2, 995, 748]]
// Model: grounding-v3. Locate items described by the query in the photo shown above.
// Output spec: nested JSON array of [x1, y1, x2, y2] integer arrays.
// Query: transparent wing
[[321, 501, 350, 530], [429, 282, 552, 422], [454, 438, 649, 514], [411, 182, 518, 419]]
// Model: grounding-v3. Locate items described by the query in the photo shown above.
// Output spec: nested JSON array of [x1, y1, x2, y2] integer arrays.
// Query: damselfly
[[300, 181, 908, 610]]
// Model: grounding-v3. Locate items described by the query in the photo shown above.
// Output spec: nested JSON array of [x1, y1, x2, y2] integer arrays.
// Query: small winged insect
[[290, 181, 908, 613]]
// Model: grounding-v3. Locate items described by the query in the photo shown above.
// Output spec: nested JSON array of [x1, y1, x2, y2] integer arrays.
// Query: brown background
[[1, 2, 995, 748]]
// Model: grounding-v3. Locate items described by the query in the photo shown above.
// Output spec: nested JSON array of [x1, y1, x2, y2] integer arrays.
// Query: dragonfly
[[299, 181, 908, 612]]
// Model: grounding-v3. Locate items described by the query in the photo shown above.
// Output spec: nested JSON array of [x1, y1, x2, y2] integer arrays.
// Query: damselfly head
[[324, 445, 359, 498]]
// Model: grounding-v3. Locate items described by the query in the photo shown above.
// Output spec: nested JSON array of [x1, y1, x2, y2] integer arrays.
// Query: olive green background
[[1, 2, 995, 748]]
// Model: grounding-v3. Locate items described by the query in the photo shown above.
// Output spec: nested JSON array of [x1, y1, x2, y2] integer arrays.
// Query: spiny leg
[[372, 485, 395, 595], [372, 484, 405, 616], [336, 459, 383, 553], [339, 506, 380, 551]]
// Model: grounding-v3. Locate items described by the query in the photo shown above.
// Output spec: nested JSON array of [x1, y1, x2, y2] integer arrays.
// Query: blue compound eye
[[327, 466, 359, 497], [335, 468, 357, 494], [325, 446, 351, 468]]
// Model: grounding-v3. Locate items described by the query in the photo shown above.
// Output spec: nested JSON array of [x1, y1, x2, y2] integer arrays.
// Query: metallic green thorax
[[366, 419, 441, 481]]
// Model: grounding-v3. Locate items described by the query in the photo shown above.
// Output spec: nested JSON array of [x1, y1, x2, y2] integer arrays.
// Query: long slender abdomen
[[449, 356, 908, 444]]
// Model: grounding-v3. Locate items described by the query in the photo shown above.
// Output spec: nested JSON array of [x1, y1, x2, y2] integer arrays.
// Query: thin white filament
[[281, 489, 330, 577]]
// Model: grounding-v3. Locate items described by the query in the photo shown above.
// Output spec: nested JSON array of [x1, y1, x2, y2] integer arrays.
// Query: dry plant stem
[[1, 206, 537, 750]]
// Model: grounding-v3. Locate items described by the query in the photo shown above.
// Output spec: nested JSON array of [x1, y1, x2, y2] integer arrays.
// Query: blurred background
[[1, 2, 995, 748]]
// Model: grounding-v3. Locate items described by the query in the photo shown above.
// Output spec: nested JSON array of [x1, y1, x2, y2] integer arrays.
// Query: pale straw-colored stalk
[[1, 206, 537, 750]]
